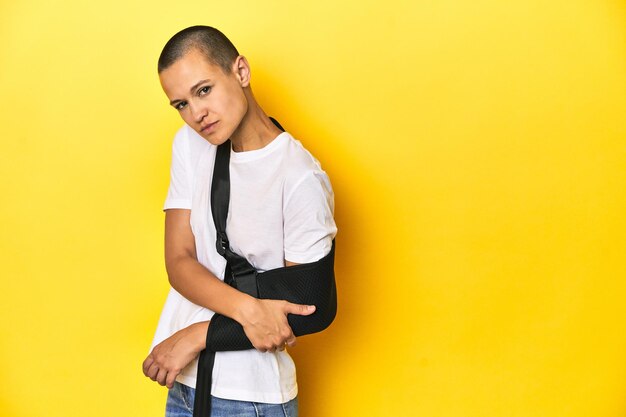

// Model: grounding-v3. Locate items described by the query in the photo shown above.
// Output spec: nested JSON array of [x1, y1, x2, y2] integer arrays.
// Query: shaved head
[[158, 26, 239, 74]]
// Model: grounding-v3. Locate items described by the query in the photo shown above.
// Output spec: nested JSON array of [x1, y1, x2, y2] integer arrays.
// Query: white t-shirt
[[150, 124, 337, 404]]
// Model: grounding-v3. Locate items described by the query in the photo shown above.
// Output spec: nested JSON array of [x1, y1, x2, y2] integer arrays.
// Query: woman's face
[[159, 49, 249, 145]]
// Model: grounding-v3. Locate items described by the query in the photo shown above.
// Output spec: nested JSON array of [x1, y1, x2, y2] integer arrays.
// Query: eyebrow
[[169, 79, 211, 106]]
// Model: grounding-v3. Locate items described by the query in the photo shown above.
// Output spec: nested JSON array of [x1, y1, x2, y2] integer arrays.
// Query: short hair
[[158, 26, 239, 74]]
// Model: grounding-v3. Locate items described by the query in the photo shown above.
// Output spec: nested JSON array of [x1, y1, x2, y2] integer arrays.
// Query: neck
[[230, 91, 282, 152]]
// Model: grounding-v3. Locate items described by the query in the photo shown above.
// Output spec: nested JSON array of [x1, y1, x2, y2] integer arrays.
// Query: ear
[[232, 55, 251, 87]]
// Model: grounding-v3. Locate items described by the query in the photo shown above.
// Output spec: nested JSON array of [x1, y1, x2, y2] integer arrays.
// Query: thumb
[[284, 303, 316, 316]]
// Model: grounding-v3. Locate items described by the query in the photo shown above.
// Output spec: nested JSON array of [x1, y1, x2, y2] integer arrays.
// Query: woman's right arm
[[164, 208, 314, 351]]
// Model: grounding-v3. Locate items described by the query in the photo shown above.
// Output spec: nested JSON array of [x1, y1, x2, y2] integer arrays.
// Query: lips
[[201, 121, 218, 133]]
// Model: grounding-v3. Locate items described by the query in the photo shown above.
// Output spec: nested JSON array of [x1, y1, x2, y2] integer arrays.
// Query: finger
[[284, 303, 316, 316], [147, 363, 160, 381], [166, 369, 179, 389], [156, 368, 168, 386], [142, 356, 154, 376], [280, 327, 295, 344], [286, 338, 297, 348]]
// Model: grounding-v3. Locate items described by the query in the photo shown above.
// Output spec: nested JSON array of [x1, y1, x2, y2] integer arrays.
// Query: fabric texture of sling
[[192, 119, 337, 417]]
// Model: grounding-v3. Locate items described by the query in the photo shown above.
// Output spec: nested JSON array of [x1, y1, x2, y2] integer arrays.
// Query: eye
[[174, 101, 187, 111], [199, 86, 211, 95]]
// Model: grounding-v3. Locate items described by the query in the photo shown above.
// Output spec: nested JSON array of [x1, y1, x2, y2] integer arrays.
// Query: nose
[[189, 101, 208, 123]]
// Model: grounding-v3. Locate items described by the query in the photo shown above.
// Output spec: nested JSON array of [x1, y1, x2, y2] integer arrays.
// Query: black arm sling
[[192, 119, 337, 417]]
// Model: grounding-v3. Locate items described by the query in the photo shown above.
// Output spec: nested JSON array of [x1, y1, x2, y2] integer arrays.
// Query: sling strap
[[211, 135, 259, 297], [193, 119, 337, 417]]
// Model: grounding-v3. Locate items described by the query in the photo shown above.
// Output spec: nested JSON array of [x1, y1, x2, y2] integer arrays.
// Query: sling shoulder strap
[[194, 117, 337, 417], [209, 116, 285, 295], [193, 117, 286, 417]]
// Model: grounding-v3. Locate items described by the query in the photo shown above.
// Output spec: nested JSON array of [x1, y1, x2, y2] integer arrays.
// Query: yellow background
[[1, 0, 625, 416]]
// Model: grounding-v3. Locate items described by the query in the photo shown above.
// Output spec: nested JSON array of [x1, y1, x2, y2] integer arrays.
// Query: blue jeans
[[165, 382, 298, 417]]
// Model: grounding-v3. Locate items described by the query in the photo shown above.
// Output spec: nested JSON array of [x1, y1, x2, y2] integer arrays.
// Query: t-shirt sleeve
[[163, 128, 193, 211], [283, 170, 337, 264]]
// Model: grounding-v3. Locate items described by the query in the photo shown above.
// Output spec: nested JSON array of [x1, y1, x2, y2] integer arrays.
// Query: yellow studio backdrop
[[0, 0, 625, 416]]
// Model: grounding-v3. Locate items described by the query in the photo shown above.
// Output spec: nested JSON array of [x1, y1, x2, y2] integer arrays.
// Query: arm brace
[[208, 239, 336, 351]]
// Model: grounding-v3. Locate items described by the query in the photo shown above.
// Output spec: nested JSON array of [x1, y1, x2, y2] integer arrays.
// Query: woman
[[142, 26, 337, 417]]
